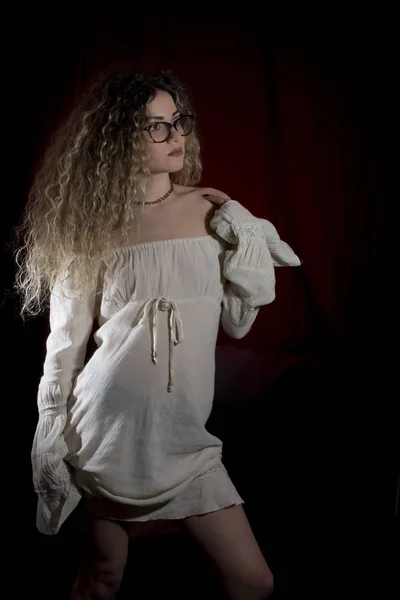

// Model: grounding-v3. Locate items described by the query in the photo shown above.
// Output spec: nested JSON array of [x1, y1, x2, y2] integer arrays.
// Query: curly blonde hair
[[13, 65, 202, 317]]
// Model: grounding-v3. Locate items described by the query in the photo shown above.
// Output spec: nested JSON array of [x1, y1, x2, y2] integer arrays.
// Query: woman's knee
[[88, 562, 126, 598], [227, 569, 274, 600], [256, 570, 274, 598], [73, 555, 127, 600], [71, 562, 126, 600]]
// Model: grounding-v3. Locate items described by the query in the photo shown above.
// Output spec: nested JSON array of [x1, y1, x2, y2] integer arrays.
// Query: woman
[[15, 66, 300, 599]]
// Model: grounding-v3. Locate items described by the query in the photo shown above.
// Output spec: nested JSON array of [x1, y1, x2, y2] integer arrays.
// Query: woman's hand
[[202, 193, 230, 207]]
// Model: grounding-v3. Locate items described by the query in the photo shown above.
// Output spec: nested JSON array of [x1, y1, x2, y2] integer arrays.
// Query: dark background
[[2, 7, 398, 599]]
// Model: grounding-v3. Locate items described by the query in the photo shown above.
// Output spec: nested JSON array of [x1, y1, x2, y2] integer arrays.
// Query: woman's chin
[[168, 162, 185, 174], [150, 161, 184, 175]]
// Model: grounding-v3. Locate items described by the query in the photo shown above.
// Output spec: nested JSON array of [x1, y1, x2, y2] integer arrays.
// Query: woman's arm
[[32, 262, 101, 534], [207, 195, 301, 339]]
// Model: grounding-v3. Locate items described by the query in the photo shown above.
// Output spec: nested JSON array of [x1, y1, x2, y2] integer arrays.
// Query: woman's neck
[[143, 173, 172, 204]]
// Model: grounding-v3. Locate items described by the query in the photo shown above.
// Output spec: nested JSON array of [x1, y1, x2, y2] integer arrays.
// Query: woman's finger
[[202, 193, 229, 206]]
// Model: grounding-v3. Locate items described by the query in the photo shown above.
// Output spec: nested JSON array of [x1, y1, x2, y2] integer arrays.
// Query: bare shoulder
[[172, 185, 230, 234], [174, 185, 232, 232], [174, 185, 231, 202], [197, 187, 231, 201], [185, 187, 232, 213]]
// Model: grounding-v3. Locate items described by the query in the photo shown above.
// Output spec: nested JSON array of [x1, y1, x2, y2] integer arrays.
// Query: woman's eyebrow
[[146, 110, 180, 121]]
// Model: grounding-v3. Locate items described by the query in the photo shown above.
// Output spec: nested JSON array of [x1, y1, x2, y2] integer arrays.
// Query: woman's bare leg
[[182, 504, 274, 600], [69, 508, 129, 600]]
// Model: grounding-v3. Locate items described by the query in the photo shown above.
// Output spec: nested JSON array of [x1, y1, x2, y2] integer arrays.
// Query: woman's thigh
[[181, 504, 274, 599], [76, 508, 130, 583]]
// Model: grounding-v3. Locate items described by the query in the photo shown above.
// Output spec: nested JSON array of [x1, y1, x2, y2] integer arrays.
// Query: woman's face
[[141, 90, 186, 175]]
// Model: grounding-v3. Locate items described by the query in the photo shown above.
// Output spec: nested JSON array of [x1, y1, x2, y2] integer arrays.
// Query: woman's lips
[[168, 148, 183, 157]]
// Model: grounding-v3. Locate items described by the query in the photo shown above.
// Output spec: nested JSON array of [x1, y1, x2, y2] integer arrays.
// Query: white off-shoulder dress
[[31, 200, 301, 535]]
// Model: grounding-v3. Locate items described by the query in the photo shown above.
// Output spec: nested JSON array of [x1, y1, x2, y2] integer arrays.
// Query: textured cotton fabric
[[31, 200, 301, 535]]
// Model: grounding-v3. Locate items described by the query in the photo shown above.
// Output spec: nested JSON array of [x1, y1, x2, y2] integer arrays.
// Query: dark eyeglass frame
[[143, 114, 194, 143]]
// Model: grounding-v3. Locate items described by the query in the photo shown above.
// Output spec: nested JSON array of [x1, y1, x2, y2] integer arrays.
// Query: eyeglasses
[[143, 115, 194, 143]]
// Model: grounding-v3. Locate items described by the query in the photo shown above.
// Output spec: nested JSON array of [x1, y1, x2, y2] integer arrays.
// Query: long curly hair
[[13, 65, 202, 317]]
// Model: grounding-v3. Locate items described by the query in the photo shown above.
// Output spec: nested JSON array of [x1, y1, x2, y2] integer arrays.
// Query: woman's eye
[[149, 123, 161, 132]]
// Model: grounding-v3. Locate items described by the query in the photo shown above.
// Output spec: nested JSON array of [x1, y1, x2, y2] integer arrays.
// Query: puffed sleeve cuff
[[31, 382, 80, 535], [210, 200, 301, 267], [32, 382, 71, 458]]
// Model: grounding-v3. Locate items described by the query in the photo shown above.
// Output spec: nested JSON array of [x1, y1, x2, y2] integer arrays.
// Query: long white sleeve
[[31, 263, 101, 534], [209, 200, 301, 339]]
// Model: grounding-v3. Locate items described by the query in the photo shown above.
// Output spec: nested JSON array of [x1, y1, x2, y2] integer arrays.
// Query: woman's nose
[[168, 126, 180, 141]]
